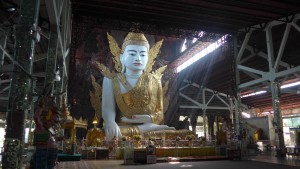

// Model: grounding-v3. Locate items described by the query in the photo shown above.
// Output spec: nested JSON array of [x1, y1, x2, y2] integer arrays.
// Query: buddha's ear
[[120, 53, 123, 63]]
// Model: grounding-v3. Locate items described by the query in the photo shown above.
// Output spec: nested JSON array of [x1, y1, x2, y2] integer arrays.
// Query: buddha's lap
[[142, 129, 194, 140]]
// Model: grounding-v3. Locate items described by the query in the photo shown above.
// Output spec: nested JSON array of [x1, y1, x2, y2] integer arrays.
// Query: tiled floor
[[248, 149, 300, 167], [57, 149, 300, 169]]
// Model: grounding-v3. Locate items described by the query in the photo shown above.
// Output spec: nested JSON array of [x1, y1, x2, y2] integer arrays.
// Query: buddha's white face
[[121, 45, 148, 72]]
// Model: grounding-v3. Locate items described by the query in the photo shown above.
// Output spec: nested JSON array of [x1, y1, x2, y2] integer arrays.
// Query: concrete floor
[[249, 150, 300, 167], [57, 151, 300, 169], [58, 159, 299, 169]]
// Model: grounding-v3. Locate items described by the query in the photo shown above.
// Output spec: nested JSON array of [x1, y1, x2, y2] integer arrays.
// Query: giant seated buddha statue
[[97, 32, 193, 141]]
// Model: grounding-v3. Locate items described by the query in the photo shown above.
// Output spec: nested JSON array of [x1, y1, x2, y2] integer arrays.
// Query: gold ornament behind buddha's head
[[121, 32, 150, 53]]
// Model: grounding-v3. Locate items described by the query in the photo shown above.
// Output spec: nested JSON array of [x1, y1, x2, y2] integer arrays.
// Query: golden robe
[[112, 73, 163, 125], [110, 73, 194, 139]]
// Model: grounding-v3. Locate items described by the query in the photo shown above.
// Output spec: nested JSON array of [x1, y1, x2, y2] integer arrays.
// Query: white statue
[[98, 32, 192, 141]]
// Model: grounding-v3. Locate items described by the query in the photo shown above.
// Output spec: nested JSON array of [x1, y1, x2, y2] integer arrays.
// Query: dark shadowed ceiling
[[71, 0, 300, 36]]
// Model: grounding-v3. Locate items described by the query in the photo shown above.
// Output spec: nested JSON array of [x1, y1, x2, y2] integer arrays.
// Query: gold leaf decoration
[[146, 39, 164, 73], [152, 65, 167, 80], [95, 61, 115, 79], [89, 75, 102, 118], [107, 33, 122, 72]]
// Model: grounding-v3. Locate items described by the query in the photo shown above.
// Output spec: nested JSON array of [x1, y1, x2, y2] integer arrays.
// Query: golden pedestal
[[62, 117, 87, 154]]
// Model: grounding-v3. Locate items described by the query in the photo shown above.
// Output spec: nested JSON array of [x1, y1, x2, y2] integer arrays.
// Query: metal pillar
[[2, 0, 40, 168], [233, 33, 241, 139], [229, 98, 234, 132], [0, 30, 7, 71], [234, 95, 241, 138], [201, 87, 207, 138], [270, 81, 286, 157], [203, 109, 207, 139], [190, 114, 198, 134], [56, 65, 64, 109], [234, 94, 247, 156], [207, 115, 215, 141], [45, 29, 58, 92]]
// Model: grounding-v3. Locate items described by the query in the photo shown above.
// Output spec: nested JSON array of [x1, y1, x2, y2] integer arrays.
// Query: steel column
[[203, 109, 207, 139], [0, 31, 7, 71], [202, 87, 207, 138], [270, 81, 286, 157], [45, 29, 58, 93], [207, 114, 215, 141], [2, 0, 40, 168], [55, 65, 64, 109], [234, 96, 241, 137]]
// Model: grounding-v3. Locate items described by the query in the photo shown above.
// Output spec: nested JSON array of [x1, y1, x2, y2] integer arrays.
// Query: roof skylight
[[176, 34, 228, 73]]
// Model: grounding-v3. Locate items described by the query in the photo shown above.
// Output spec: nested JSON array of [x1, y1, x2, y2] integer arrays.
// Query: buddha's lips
[[133, 63, 142, 66]]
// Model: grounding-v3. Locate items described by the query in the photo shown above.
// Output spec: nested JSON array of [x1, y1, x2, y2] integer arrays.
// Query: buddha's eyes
[[127, 50, 137, 56], [127, 50, 147, 57], [140, 52, 147, 57]]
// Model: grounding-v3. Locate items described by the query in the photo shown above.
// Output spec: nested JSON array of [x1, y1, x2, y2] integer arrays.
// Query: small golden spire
[[61, 95, 72, 121], [92, 113, 99, 125]]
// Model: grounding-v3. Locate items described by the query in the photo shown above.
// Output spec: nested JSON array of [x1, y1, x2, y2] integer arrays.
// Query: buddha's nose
[[135, 54, 142, 61]]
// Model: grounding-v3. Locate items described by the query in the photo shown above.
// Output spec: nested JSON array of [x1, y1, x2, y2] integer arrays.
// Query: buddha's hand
[[104, 121, 122, 141], [138, 123, 176, 134], [121, 115, 152, 124]]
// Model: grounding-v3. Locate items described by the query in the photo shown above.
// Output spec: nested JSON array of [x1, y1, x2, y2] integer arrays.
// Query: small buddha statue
[[86, 115, 105, 147], [98, 32, 193, 141]]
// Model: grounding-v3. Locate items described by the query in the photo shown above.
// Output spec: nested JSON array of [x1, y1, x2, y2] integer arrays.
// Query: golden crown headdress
[[97, 32, 167, 79], [121, 32, 149, 53]]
